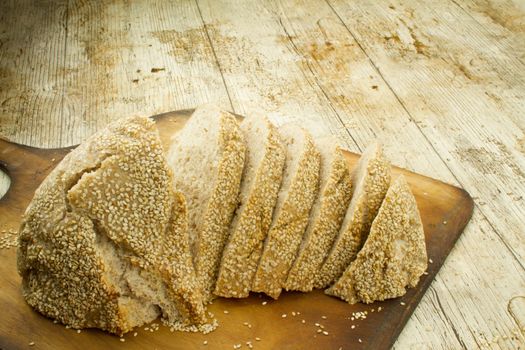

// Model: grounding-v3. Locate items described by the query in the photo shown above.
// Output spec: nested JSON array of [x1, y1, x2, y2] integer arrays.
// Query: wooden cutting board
[[0, 109, 473, 350]]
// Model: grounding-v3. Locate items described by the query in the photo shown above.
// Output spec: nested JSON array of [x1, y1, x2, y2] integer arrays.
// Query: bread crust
[[17, 116, 212, 334], [251, 128, 320, 299], [285, 145, 353, 292], [214, 117, 286, 298], [326, 175, 428, 303], [314, 143, 391, 289]]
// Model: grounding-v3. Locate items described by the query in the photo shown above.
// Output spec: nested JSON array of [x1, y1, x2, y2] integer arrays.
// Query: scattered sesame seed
[[443, 221, 447, 225], [351, 325, 356, 329], [255, 337, 261, 341], [359, 339, 362, 343], [321, 315, 327, 319], [282, 314, 287, 318], [262, 301, 267, 305], [297, 312, 301, 315], [423, 271, 429, 275], [301, 320, 306, 324], [224, 310, 229, 314], [317, 329, 322, 333], [120, 338, 125, 342], [203, 340, 208, 345], [429, 259, 433, 264], [77, 329, 81, 334], [292, 311, 296, 316], [323, 331, 329, 336], [29, 342, 35, 346], [378, 307, 382, 312], [315, 323, 320, 327], [133, 332, 137, 337], [400, 302, 406, 306], [243, 322, 249, 326]]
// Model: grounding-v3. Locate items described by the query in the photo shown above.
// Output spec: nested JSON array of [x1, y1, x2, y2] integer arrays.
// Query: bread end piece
[[326, 175, 428, 304]]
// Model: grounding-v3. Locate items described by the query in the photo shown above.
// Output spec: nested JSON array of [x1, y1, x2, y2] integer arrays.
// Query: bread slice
[[326, 175, 428, 303], [251, 125, 321, 299], [17, 116, 213, 334], [314, 142, 391, 288], [167, 105, 246, 301], [284, 138, 353, 292], [214, 116, 286, 298]]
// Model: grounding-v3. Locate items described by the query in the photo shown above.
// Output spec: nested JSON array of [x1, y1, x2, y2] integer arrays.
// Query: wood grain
[[1, 1, 524, 348], [0, 110, 473, 350]]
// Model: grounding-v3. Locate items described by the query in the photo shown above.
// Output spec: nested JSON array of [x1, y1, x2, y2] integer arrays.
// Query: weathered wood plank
[[195, 0, 361, 150], [327, 0, 525, 267], [0, 0, 68, 148], [0, 0, 230, 148]]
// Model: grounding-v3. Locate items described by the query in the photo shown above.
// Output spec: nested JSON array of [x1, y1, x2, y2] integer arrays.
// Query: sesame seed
[[400, 302, 406, 306], [282, 314, 287, 318], [443, 221, 447, 225], [243, 322, 249, 326], [120, 338, 125, 342], [423, 271, 429, 275], [224, 310, 229, 314], [323, 331, 329, 336], [262, 301, 267, 305], [29, 342, 35, 346], [255, 337, 261, 341], [317, 329, 322, 333], [133, 332, 137, 337], [429, 259, 433, 264], [315, 323, 320, 327], [351, 325, 355, 329], [302, 320, 306, 324], [292, 311, 296, 316], [359, 339, 362, 343], [77, 329, 81, 333], [321, 315, 327, 319], [203, 340, 208, 345]]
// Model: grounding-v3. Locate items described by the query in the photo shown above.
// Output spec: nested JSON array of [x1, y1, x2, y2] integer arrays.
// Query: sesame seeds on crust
[[17, 116, 212, 334], [326, 175, 428, 304], [314, 143, 391, 289], [251, 129, 321, 299], [284, 146, 353, 292], [193, 112, 246, 302], [214, 118, 286, 298]]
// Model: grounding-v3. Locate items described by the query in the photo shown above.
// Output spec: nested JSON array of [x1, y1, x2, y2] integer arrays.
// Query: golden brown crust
[[17, 116, 211, 334], [284, 147, 353, 292], [326, 175, 428, 304], [315, 144, 391, 288], [194, 112, 246, 302], [214, 119, 286, 298], [252, 131, 321, 299]]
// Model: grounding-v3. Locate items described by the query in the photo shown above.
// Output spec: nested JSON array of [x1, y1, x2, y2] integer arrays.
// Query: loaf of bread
[[284, 138, 353, 292], [17, 106, 429, 336], [315, 143, 391, 289], [17, 116, 214, 335], [326, 175, 428, 303], [167, 105, 246, 301], [251, 125, 320, 299], [214, 115, 286, 298]]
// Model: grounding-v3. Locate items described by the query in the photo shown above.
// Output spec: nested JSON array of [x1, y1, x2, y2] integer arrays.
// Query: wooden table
[[1, 0, 524, 348]]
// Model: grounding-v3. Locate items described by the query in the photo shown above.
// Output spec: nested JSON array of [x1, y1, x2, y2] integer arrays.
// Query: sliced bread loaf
[[17, 116, 213, 334], [214, 116, 286, 298], [167, 105, 246, 301], [326, 175, 428, 303], [284, 138, 353, 292], [314, 142, 391, 289], [251, 125, 321, 299]]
